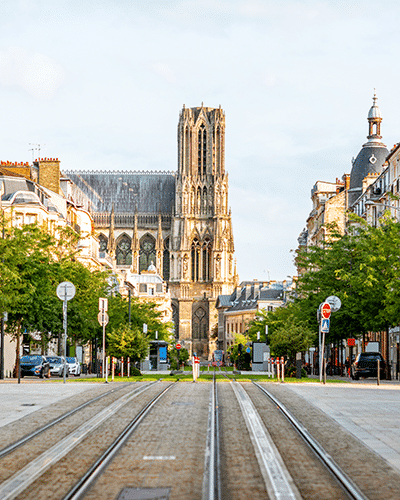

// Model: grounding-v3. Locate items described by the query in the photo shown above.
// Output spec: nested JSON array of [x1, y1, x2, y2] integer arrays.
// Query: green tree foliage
[[169, 346, 189, 370], [247, 303, 314, 361], [296, 214, 400, 340], [107, 325, 149, 362]]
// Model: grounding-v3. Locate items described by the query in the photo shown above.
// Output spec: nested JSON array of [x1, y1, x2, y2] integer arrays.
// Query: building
[[299, 93, 389, 254], [0, 159, 101, 376], [216, 280, 294, 353], [64, 105, 237, 359]]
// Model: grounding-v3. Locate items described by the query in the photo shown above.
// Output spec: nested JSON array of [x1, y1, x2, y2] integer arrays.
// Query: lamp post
[[124, 281, 134, 326]]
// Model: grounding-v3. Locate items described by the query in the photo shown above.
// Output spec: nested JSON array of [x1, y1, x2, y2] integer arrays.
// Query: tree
[[169, 346, 189, 370], [107, 325, 149, 363]]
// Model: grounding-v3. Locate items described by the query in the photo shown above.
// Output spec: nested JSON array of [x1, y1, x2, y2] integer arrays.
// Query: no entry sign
[[176, 343, 182, 350], [321, 302, 331, 319]]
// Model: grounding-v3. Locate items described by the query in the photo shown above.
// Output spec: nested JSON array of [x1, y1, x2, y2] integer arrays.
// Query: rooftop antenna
[[28, 143, 46, 163]]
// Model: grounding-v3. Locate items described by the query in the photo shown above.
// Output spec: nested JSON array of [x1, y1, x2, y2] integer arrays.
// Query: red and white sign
[[347, 338, 356, 347], [194, 356, 200, 364], [321, 302, 331, 319], [176, 343, 182, 350]]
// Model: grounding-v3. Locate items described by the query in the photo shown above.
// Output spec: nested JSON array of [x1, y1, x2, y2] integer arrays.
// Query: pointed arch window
[[202, 238, 212, 281], [116, 234, 132, 266], [202, 186, 207, 214], [163, 237, 170, 281], [139, 234, 156, 272], [193, 306, 208, 339], [191, 238, 200, 281], [198, 124, 207, 176], [98, 234, 108, 258]]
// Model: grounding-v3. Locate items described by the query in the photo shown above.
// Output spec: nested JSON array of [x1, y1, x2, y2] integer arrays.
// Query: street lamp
[[124, 281, 134, 326]]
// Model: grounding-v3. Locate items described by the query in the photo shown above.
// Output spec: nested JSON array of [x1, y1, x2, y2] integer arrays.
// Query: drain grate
[[117, 488, 171, 500], [21, 403, 36, 406]]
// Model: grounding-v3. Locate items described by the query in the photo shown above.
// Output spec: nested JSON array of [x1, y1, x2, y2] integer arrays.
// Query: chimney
[[37, 158, 61, 194]]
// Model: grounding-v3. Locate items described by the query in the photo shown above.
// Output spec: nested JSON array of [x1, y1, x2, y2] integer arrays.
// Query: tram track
[[0, 383, 132, 460], [0, 381, 167, 500], [2, 377, 400, 499]]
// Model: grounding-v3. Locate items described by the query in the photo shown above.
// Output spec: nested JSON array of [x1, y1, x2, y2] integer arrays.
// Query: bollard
[[121, 357, 124, 378], [271, 357, 274, 379], [377, 359, 380, 386], [281, 356, 285, 383], [127, 357, 130, 378], [277, 358, 280, 382], [112, 357, 115, 382]]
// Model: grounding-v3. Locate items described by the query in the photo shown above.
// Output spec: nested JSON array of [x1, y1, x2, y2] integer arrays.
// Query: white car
[[47, 356, 68, 377], [66, 357, 81, 376]]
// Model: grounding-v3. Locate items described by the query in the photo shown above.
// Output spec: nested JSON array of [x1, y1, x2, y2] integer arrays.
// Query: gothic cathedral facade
[[66, 105, 237, 358]]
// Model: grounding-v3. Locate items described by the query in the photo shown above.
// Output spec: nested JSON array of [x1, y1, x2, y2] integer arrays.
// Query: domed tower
[[348, 92, 389, 206]]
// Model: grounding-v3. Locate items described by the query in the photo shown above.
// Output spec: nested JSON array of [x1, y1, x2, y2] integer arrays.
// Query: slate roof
[[64, 170, 176, 214], [349, 145, 388, 204], [217, 283, 287, 313]]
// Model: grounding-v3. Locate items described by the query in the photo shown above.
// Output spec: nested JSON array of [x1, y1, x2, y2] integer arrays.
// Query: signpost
[[56, 282, 76, 384], [319, 296, 341, 383], [98, 298, 108, 382]]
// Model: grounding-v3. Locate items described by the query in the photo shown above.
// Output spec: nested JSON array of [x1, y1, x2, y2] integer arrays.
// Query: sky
[[1, 0, 400, 282]]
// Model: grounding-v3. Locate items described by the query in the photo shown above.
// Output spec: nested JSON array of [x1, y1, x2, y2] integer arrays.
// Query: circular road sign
[[176, 343, 182, 350], [321, 302, 331, 319], [97, 311, 109, 326], [326, 295, 342, 313], [56, 282, 76, 302]]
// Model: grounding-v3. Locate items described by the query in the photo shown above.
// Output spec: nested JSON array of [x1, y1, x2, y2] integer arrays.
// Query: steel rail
[[63, 382, 175, 500], [0, 382, 158, 500], [202, 370, 220, 500], [253, 382, 369, 500], [0, 383, 131, 460]]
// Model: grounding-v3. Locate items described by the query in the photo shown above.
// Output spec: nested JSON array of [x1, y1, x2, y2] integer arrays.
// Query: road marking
[[143, 456, 176, 460], [231, 382, 301, 500]]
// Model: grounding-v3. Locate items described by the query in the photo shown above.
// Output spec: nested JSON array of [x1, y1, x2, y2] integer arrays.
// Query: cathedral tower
[[169, 105, 235, 357]]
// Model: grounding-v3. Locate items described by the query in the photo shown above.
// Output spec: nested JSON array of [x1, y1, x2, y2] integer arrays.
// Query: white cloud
[[0, 47, 64, 98]]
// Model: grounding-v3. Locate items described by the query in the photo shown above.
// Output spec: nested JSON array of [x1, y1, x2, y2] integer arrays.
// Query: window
[[139, 284, 147, 293], [163, 237, 170, 281], [191, 238, 200, 281], [139, 235, 156, 272], [148, 287, 154, 296], [25, 214, 37, 225], [198, 124, 207, 176], [116, 234, 132, 266]]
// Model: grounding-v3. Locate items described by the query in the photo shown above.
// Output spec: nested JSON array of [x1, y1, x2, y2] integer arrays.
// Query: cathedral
[[66, 105, 237, 357]]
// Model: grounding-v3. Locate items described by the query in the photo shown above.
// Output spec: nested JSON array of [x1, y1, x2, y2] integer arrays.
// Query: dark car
[[351, 352, 386, 380], [19, 355, 50, 378]]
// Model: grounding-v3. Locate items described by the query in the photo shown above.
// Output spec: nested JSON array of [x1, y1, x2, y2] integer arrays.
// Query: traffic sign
[[326, 295, 341, 313], [56, 282, 76, 301], [176, 343, 182, 350], [99, 297, 108, 311], [194, 356, 200, 364], [347, 338, 356, 347], [98, 311, 109, 326], [321, 302, 331, 319], [321, 318, 330, 333]]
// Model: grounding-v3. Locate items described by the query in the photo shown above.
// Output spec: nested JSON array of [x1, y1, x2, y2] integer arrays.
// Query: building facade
[[65, 105, 237, 358]]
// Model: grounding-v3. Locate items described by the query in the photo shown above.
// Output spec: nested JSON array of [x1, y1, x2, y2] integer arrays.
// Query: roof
[[349, 145, 388, 205], [64, 170, 176, 214]]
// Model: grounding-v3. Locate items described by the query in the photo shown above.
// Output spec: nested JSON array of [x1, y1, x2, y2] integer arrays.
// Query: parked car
[[47, 356, 69, 377], [351, 352, 386, 380], [19, 355, 50, 378], [66, 357, 81, 376]]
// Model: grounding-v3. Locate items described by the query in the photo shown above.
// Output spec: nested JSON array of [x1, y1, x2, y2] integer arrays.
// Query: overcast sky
[[1, 0, 400, 281]]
